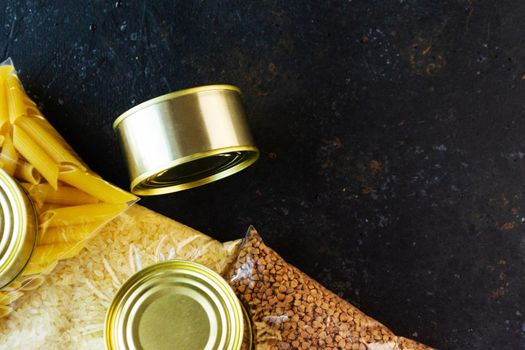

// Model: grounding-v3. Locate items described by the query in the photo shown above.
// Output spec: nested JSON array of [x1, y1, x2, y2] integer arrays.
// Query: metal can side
[[0, 168, 37, 288], [113, 85, 259, 196]]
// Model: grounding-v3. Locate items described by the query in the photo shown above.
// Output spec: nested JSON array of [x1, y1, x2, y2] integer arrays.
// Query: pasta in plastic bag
[[0, 205, 240, 349], [0, 58, 137, 319], [225, 227, 434, 350]]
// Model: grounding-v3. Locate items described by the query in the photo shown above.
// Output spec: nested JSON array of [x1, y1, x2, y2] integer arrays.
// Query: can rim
[[0, 168, 37, 288], [104, 259, 246, 350], [113, 84, 241, 130], [130, 145, 259, 196]]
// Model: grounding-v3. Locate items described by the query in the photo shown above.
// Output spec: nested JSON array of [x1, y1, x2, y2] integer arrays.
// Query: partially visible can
[[113, 85, 259, 196], [105, 260, 252, 350], [0, 168, 37, 288]]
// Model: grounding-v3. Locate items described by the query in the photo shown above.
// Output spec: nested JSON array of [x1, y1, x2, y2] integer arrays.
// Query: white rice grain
[[0, 205, 240, 349]]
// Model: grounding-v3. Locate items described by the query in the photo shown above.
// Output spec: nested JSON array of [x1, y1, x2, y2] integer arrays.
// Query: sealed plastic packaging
[[226, 228, 434, 350], [0, 205, 242, 349], [0, 58, 137, 319]]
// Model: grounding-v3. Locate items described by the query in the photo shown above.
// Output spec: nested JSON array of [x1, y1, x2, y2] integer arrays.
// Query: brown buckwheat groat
[[226, 228, 433, 350]]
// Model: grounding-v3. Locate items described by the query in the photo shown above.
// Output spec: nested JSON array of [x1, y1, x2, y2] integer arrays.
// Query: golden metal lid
[[0, 168, 37, 288], [105, 260, 246, 350], [113, 85, 259, 196]]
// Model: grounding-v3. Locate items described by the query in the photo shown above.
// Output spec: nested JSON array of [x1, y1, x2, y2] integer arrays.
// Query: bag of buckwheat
[[225, 227, 434, 350]]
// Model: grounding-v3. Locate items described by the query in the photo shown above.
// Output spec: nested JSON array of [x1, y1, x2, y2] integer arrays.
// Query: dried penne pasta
[[39, 203, 127, 228], [5, 76, 26, 123], [15, 116, 85, 169], [28, 242, 82, 266], [21, 260, 58, 277], [0, 135, 5, 147], [21, 183, 98, 206], [13, 125, 58, 189], [22, 94, 36, 107], [0, 305, 12, 318], [0, 291, 23, 305], [15, 161, 41, 184], [26, 106, 44, 119], [1, 280, 21, 292], [0, 135, 18, 176], [38, 222, 101, 245], [0, 78, 8, 129], [59, 164, 137, 204], [29, 117, 73, 151], [19, 276, 45, 291], [35, 203, 62, 215], [0, 64, 14, 78]]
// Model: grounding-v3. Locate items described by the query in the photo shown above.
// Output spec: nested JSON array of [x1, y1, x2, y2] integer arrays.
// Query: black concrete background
[[1, 1, 524, 348]]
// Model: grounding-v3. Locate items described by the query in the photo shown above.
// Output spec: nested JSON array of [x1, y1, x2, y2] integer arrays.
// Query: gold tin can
[[105, 260, 252, 350], [0, 168, 37, 288], [113, 85, 259, 195]]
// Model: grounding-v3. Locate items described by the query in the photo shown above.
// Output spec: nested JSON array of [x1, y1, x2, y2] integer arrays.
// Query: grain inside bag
[[0, 58, 137, 319], [226, 228, 434, 350]]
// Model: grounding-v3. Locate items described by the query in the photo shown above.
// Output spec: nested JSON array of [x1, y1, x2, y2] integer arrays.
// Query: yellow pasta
[[14, 162, 41, 184], [21, 183, 98, 206], [59, 164, 137, 204], [28, 242, 83, 266], [22, 93, 36, 106], [6, 76, 26, 123], [26, 106, 46, 121], [0, 135, 18, 176], [0, 291, 23, 305], [0, 135, 5, 147], [35, 203, 62, 215], [30, 117, 74, 150], [19, 275, 45, 291], [0, 78, 9, 129], [39, 202, 127, 228], [0, 64, 14, 78], [0, 305, 12, 318], [13, 125, 58, 189], [15, 116, 85, 169], [21, 260, 58, 277], [1, 280, 21, 292], [38, 222, 101, 245]]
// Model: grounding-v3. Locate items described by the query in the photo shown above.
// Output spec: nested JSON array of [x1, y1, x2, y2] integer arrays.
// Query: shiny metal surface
[[105, 260, 247, 350], [0, 168, 37, 288], [114, 85, 259, 195]]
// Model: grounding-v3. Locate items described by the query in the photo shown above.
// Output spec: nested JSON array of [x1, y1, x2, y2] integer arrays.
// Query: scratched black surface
[[1, 0, 524, 348]]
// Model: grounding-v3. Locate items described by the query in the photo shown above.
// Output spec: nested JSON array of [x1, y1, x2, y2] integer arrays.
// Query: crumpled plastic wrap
[[226, 227, 434, 350], [0, 58, 137, 319]]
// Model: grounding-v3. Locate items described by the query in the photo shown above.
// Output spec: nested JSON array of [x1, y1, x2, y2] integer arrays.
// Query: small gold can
[[113, 85, 259, 195], [105, 260, 252, 350], [0, 168, 37, 288]]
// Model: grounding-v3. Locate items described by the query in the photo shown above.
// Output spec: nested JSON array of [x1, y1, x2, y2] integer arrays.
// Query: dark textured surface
[[1, 1, 524, 348]]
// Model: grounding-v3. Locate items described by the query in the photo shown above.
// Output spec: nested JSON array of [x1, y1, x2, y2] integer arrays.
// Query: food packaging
[[225, 227, 434, 350], [0, 58, 137, 319], [0, 205, 242, 349], [114, 85, 259, 195]]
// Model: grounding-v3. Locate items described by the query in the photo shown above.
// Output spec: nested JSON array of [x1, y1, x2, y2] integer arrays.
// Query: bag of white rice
[[0, 205, 240, 349]]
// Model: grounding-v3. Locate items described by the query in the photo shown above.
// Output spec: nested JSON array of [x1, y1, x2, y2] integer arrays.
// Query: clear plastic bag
[[0, 205, 241, 349], [226, 227, 434, 350], [0, 58, 137, 319]]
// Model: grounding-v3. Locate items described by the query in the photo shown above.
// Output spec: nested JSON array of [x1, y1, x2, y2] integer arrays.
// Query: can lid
[[0, 168, 37, 288], [105, 260, 245, 350], [113, 85, 259, 196]]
